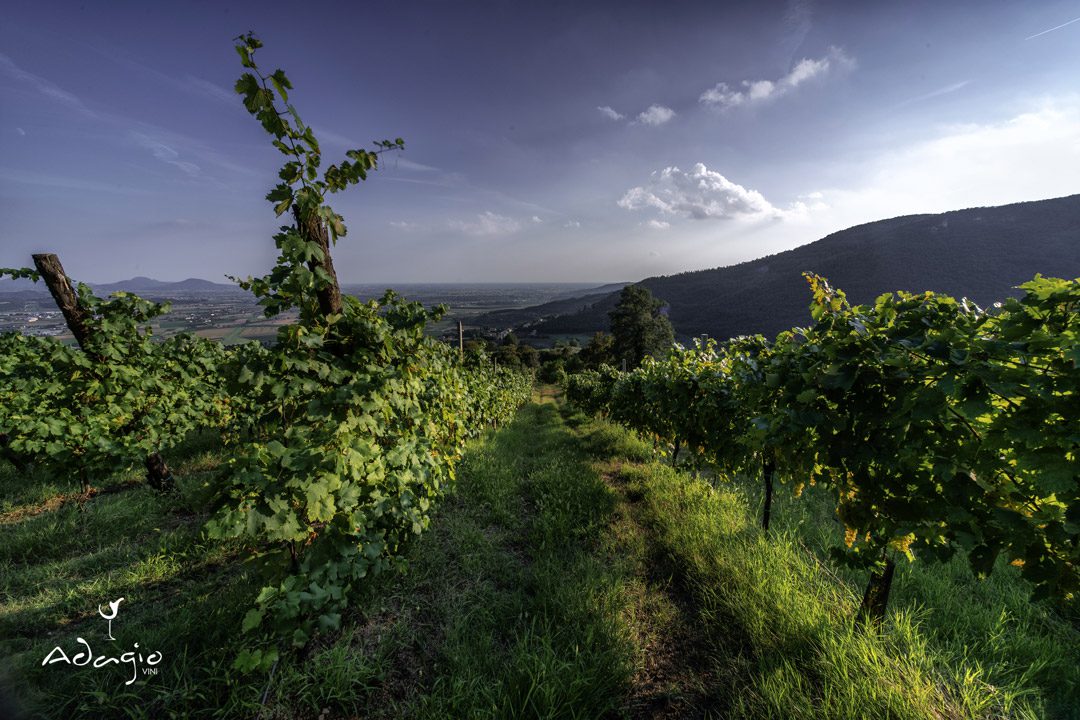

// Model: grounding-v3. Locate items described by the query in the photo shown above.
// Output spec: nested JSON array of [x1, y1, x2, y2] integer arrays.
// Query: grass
[[756, 475, 1080, 718], [572, 405, 1079, 719], [1, 393, 1076, 718]]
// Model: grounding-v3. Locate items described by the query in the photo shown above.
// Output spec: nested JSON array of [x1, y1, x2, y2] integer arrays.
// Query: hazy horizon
[[3, 1, 1080, 283]]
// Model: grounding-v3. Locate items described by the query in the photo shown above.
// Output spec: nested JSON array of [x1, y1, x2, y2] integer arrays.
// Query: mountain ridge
[[493, 194, 1080, 341]]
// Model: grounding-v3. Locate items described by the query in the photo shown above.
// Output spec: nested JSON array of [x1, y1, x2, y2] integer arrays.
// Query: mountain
[[472, 281, 631, 328], [0, 275, 244, 295], [506, 195, 1080, 341], [91, 277, 242, 295]]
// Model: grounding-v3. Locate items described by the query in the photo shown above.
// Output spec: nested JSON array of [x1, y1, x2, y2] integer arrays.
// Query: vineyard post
[[857, 553, 896, 626], [762, 456, 775, 531], [671, 438, 680, 468], [458, 321, 463, 358], [31, 253, 174, 492]]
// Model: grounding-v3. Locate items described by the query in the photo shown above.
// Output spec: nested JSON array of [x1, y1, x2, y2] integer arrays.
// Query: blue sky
[[3, 0, 1080, 283]]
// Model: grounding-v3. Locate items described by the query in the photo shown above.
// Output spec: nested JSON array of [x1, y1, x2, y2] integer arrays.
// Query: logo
[[41, 597, 163, 686], [99, 597, 124, 640]]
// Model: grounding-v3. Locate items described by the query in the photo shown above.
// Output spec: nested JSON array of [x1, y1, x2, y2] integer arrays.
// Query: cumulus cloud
[[597, 105, 624, 121], [531, 215, 543, 223], [644, 219, 670, 230], [635, 104, 676, 126], [619, 163, 781, 220], [700, 46, 852, 110], [450, 211, 521, 236]]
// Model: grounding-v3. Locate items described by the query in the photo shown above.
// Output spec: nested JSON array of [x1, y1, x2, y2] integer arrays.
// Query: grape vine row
[[566, 273, 1079, 621]]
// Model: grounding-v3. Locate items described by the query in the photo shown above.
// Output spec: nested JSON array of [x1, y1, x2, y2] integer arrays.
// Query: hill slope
[[515, 195, 1080, 340]]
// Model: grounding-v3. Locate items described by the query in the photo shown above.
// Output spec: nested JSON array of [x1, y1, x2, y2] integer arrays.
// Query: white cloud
[[183, 75, 236, 106], [645, 219, 670, 230], [619, 163, 781, 220], [132, 133, 201, 177], [895, 80, 971, 108], [395, 158, 439, 172], [597, 105, 624, 121], [635, 104, 676, 126], [450, 211, 521, 236], [700, 46, 852, 110], [0, 53, 96, 117], [564, 220, 581, 228], [0, 168, 154, 195], [819, 99, 1080, 224], [531, 215, 543, 223]]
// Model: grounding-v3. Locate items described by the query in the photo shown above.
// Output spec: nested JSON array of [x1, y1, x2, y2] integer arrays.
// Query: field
[[0, 283, 600, 345], [2, 390, 1075, 719]]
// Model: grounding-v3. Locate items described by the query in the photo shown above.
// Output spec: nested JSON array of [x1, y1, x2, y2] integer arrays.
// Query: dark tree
[[579, 331, 615, 369], [609, 285, 674, 368], [495, 341, 522, 369], [538, 358, 567, 385], [518, 343, 540, 369]]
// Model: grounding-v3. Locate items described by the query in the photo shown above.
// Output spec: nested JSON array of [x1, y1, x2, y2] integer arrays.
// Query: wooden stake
[[858, 555, 896, 627], [458, 321, 464, 358], [762, 457, 775, 532]]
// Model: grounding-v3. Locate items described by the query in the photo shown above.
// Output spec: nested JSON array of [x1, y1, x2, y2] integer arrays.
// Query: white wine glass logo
[[98, 597, 124, 641]]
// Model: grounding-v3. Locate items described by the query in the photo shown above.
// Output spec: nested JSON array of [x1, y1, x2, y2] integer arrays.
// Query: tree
[[579, 331, 615, 369], [518, 343, 540, 369], [538, 358, 567, 385], [609, 285, 674, 368], [495, 342, 521, 369]]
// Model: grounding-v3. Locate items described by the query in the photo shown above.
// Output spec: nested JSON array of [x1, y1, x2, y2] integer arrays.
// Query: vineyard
[[0, 32, 532, 709], [1, 31, 1079, 720], [566, 273, 1080, 622]]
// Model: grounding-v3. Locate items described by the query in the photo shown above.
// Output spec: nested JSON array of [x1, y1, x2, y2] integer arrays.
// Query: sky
[[2, 0, 1080, 284]]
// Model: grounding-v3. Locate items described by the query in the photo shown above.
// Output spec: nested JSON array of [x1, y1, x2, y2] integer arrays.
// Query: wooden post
[[32, 252, 173, 491], [458, 321, 464, 358], [858, 555, 896, 627], [762, 457, 775, 532], [144, 452, 173, 492], [292, 205, 343, 317], [32, 254, 97, 354]]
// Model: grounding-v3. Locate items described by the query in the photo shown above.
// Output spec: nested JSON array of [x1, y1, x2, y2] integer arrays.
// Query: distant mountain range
[[0, 275, 243, 296], [92, 276, 242, 294], [485, 194, 1080, 341]]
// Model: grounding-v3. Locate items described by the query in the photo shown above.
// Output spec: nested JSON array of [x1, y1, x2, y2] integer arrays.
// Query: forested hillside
[[516, 194, 1080, 339]]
